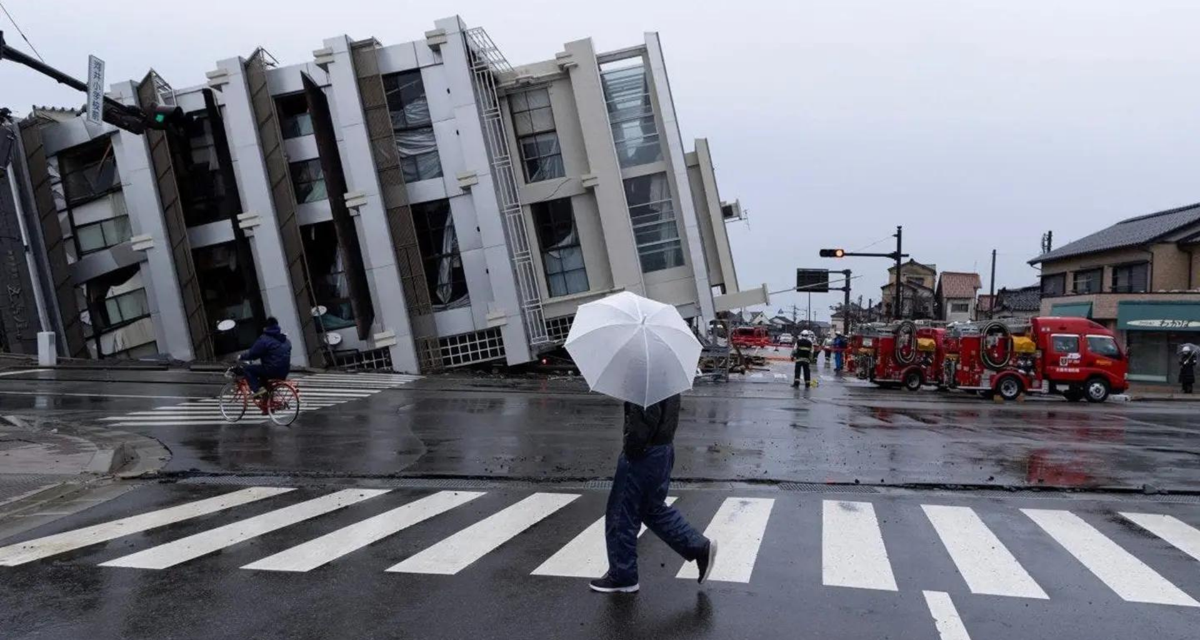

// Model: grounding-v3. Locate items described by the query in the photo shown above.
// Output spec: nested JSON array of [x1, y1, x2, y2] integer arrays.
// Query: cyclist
[[238, 317, 292, 399]]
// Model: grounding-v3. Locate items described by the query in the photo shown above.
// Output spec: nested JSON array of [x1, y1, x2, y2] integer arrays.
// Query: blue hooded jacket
[[240, 324, 292, 373]]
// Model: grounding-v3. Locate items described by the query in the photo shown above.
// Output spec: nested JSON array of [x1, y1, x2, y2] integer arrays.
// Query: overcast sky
[[4, 1, 1199, 321]]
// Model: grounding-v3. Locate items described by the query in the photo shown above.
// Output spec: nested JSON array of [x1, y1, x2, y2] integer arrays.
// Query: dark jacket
[[623, 395, 681, 459], [240, 325, 292, 372], [793, 338, 815, 363], [1182, 352, 1197, 384]]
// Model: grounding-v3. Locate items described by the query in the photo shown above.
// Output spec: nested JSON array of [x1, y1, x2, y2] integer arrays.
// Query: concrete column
[[215, 57, 308, 367], [322, 36, 420, 373], [109, 80, 194, 361], [562, 38, 647, 298], [644, 33, 715, 323]]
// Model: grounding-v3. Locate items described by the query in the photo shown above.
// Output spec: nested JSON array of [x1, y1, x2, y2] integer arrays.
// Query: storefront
[[1118, 301, 1200, 385]]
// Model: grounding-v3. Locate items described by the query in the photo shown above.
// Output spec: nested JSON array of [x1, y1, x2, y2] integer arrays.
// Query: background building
[[935, 271, 981, 322], [880, 259, 937, 319], [3, 17, 751, 373], [1030, 202, 1200, 387]]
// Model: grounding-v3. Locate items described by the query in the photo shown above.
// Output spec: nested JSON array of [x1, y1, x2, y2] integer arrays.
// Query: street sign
[[85, 55, 105, 125], [796, 269, 830, 293]]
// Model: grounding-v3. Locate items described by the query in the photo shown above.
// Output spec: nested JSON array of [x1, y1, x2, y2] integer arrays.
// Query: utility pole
[[988, 248, 997, 320], [842, 269, 852, 334], [1041, 230, 1054, 254], [893, 226, 903, 321]]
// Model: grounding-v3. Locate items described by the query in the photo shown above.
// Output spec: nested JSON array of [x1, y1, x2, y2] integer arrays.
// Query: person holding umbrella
[[566, 292, 718, 594], [1181, 345, 1196, 394]]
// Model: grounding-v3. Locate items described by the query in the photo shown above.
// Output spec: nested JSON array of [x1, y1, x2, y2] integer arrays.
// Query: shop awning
[[1050, 302, 1093, 318], [1118, 301, 1200, 331]]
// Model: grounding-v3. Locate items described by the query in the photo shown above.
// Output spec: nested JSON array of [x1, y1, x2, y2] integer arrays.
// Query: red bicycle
[[218, 365, 301, 426]]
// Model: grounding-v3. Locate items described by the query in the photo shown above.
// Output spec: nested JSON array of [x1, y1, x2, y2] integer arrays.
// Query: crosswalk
[[96, 373, 419, 427], [1, 488, 1198, 609]]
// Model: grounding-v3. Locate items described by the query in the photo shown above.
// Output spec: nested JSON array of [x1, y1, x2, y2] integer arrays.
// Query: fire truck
[[942, 317, 1128, 402], [730, 326, 770, 349], [858, 321, 946, 391]]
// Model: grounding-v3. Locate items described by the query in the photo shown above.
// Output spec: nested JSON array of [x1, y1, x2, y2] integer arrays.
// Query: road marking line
[[1023, 509, 1199, 607], [677, 497, 774, 583], [1120, 513, 1200, 563], [0, 369, 50, 377], [388, 493, 579, 575], [106, 421, 268, 427], [0, 487, 292, 566], [243, 491, 485, 572], [923, 590, 972, 640], [101, 489, 387, 570], [922, 505, 1047, 599], [822, 500, 898, 591], [532, 497, 677, 578]]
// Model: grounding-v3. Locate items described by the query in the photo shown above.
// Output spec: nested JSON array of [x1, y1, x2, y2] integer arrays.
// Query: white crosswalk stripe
[[923, 505, 1048, 599], [0, 487, 293, 566], [388, 493, 579, 575], [101, 489, 388, 570], [1023, 509, 1199, 607], [531, 497, 677, 578], [822, 500, 898, 591], [677, 497, 774, 583], [6, 488, 1200, 612], [244, 491, 484, 572]]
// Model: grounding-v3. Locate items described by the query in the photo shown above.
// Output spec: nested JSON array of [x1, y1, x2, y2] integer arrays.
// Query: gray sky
[[4, 1, 1200, 321]]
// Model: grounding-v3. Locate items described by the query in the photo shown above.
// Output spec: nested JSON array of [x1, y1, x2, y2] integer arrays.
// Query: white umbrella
[[565, 291, 701, 408]]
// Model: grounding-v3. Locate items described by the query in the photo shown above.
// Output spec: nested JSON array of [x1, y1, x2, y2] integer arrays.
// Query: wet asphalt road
[[0, 366, 1197, 490], [2, 480, 1199, 640]]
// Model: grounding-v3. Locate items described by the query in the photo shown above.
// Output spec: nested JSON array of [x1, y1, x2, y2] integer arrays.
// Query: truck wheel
[[997, 376, 1023, 401], [1063, 389, 1083, 402], [1085, 378, 1110, 403], [903, 369, 923, 391]]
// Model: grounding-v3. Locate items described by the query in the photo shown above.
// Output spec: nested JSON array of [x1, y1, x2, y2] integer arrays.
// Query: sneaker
[[696, 539, 718, 584], [589, 574, 639, 594]]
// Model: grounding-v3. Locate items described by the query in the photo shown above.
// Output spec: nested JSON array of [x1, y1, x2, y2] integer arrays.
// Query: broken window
[[276, 93, 313, 139], [531, 198, 588, 297], [301, 221, 356, 331], [511, 88, 564, 182], [180, 113, 229, 227], [411, 199, 469, 310], [194, 242, 258, 355], [623, 173, 684, 273], [600, 61, 662, 168], [289, 159, 327, 204], [78, 266, 157, 359], [58, 137, 121, 206], [383, 70, 443, 183]]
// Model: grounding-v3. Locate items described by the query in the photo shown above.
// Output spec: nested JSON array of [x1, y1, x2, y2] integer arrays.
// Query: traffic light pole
[[819, 225, 908, 321], [893, 225, 903, 321], [0, 31, 149, 134], [842, 269, 852, 334]]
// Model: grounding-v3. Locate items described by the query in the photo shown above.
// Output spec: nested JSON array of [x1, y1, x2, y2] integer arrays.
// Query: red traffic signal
[[819, 248, 846, 258]]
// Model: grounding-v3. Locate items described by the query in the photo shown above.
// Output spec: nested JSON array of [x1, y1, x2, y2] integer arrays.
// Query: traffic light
[[820, 248, 846, 258], [143, 103, 186, 131]]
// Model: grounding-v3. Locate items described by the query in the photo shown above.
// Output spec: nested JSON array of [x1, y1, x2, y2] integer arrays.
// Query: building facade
[[880, 259, 937, 319], [1030, 203, 1200, 387], [935, 271, 981, 322], [2, 17, 749, 372]]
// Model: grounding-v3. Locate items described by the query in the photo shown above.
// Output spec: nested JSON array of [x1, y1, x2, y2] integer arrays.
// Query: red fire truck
[[942, 317, 1128, 402], [859, 321, 947, 391], [730, 326, 770, 349]]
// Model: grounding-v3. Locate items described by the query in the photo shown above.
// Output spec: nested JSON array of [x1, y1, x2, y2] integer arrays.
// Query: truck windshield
[[1087, 335, 1120, 358]]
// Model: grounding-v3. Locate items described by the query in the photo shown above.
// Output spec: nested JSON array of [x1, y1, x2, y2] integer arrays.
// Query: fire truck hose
[[894, 320, 917, 366], [980, 321, 1012, 370]]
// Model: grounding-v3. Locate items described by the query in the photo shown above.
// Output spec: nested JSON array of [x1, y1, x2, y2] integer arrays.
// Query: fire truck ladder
[[463, 27, 549, 348]]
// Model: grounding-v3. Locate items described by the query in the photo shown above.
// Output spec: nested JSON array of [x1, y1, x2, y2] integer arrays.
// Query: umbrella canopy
[[1180, 343, 1199, 355], [565, 292, 701, 408]]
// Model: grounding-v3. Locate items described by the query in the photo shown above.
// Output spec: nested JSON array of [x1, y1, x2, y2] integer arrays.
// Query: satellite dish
[[216, 319, 237, 332], [325, 332, 343, 346], [311, 305, 328, 317]]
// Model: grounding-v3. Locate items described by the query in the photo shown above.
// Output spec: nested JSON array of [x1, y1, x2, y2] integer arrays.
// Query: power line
[[0, 1, 44, 62]]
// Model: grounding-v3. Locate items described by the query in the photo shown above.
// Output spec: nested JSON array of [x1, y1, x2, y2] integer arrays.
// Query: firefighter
[[793, 330, 816, 388], [1181, 346, 1196, 394]]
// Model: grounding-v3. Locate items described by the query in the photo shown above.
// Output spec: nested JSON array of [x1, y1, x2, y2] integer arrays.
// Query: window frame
[[382, 69, 444, 183], [1086, 334, 1121, 358], [511, 88, 564, 183], [1050, 333, 1081, 355], [1071, 268, 1103, 294], [1041, 273, 1067, 297], [600, 62, 663, 168], [288, 158, 328, 204], [276, 93, 314, 140], [1110, 261, 1149, 294], [74, 215, 132, 256], [100, 288, 151, 332], [411, 199, 469, 310], [531, 198, 589, 298], [949, 301, 970, 314], [623, 173, 685, 273], [300, 221, 356, 332], [59, 139, 121, 208]]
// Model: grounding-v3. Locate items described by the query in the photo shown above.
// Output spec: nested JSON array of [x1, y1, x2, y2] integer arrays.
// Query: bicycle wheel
[[267, 384, 301, 427], [218, 382, 247, 422]]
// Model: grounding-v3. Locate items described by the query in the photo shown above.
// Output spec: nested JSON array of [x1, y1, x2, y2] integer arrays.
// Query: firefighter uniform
[[793, 335, 815, 388]]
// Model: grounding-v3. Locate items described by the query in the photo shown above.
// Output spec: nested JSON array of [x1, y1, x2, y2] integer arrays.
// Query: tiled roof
[[997, 285, 1041, 312], [938, 272, 982, 299], [1030, 202, 1200, 264]]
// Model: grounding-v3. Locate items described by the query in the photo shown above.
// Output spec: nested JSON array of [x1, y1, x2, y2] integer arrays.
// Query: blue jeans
[[605, 444, 708, 583], [243, 364, 287, 393]]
